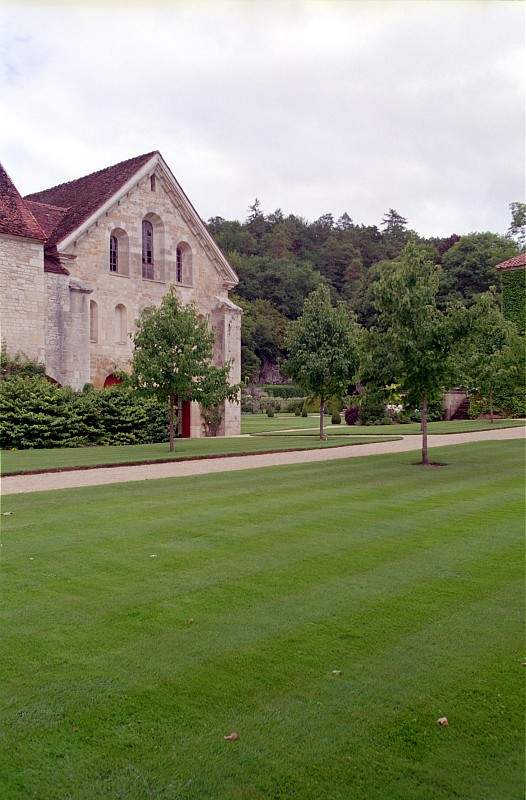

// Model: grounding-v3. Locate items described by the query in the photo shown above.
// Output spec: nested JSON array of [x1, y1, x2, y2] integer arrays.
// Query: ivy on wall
[[501, 268, 526, 335]]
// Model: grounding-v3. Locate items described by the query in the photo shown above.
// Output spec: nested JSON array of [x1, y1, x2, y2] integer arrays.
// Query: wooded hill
[[207, 203, 519, 382]]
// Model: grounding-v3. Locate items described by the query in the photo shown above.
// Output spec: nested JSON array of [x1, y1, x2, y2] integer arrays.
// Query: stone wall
[[0, 234, 45, 364]]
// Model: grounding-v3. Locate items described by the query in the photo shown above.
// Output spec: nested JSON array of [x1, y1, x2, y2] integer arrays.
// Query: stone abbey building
[[0, 151, 241, 436]]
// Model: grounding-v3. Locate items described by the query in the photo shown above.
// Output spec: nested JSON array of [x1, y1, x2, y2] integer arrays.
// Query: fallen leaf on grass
[[224, 731, 239, 741], [332, 670, 342, 676], [2, 512, 13, 516], [149, 554, 157, 558], [186, 618, 194, 625], [437, 717, 449, 727]]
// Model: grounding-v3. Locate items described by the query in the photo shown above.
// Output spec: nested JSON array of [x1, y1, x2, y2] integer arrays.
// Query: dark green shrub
[[0, 377, 83, 449], [0, 377, 170, 450], [267, 408, 275, 418], [301, 408, 308, 417], [294, 408, 301, 417], [331, 412, 341, 424]]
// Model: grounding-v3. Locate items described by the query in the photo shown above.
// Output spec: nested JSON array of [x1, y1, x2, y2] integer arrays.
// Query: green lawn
[[1, 440, 523, 800], [242, 413, 525, 435], [0, 435, 397, 476]]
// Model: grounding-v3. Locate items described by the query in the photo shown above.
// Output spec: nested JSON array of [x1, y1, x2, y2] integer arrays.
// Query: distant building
[[495, 253, 526, 335], [0, 152, 241, 436]]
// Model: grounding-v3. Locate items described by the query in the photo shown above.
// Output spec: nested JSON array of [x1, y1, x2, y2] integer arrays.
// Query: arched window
[[142, 220, 154, 279], [176, 242, 193, 285], [90, 300, 98, 342], [109, 229, 129, 275], [115, 303, 127, 344], [110, 236, 118, 272]]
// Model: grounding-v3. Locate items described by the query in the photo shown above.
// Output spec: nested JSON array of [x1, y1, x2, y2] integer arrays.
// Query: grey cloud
[[0, 1, 523, 236]]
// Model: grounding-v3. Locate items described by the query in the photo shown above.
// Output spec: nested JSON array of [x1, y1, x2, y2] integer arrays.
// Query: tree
[[441, 232, 517, 302], [372, 241, 466, 464], [235, 296, 288, 382], [459, 290, 524, 422], [132, 291, 238, 451], [507, 202, 526, 251], [285, 284, 360, 439], [381, 208, 408, 233]]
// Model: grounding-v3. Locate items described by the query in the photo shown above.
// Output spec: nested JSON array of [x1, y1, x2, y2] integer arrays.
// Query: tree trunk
[[489, 389, 494, 423], [319, 398, 326, 440], [168, 394, 175, 452], [421, 393, 429, 465]]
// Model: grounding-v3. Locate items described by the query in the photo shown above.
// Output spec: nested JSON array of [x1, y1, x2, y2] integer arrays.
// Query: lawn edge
[[1, 436, 402, 477]]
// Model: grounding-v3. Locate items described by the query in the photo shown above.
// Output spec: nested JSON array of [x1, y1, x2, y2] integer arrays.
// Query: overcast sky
[[0, 1, 524, 237]]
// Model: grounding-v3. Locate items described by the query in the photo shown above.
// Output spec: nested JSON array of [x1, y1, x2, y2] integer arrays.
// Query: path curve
[[2, 427, 523, 496]]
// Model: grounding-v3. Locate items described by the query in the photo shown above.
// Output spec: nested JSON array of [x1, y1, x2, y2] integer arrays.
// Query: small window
[[89, 300, 98, 342], [150, 174, 156, 192], [110, 235, 118, 272], [142, 220, 154, 279], [176, 247, 183, 282], [176, 242, 192, 284]]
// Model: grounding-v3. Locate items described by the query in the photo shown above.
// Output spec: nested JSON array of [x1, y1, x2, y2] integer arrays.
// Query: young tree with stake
[[132, 291, 239, 451], [372, 241, 466, 465], [285, 284, 360, 440]]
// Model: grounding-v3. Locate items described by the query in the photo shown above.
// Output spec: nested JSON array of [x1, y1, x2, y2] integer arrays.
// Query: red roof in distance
[[495, 253, 526, 271], [0, 163, 46, 241]]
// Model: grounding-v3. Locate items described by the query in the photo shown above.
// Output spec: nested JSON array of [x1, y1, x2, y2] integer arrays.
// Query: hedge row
[[260, 384, 304, 398], [0, 377, 169, 450]]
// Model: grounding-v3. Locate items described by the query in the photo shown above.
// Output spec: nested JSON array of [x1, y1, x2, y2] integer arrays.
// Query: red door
[[180, 400, 191, 438]]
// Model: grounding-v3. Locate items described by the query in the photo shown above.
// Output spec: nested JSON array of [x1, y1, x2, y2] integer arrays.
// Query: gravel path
[[2, 427, 524, 496]]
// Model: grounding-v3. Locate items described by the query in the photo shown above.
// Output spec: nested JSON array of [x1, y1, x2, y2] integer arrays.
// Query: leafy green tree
[[285, 284, 361, 439], [372, 241, 467, 464], [230, 253, 322, 318], [441, 232, 517, 302], [507, 202, 526, 251], [132, 291, 238, 451], [459, 290, 524, 422]]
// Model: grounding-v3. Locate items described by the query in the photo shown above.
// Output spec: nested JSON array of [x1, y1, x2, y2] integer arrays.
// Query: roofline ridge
[[25, 198, 69, 211], [24, 150, 160, 200]]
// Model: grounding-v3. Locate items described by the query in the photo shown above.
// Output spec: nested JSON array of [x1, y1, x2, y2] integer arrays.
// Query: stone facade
[[0, 153, 241, 436], [0, 233, 46, 363]]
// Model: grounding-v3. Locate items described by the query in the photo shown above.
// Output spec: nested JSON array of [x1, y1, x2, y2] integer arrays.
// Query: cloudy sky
[[0, 1, 524, 237]]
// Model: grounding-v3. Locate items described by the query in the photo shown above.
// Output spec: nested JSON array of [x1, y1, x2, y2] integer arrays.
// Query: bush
[[267, 408, 275, 417], [0, 377, 82, 449], [358, 390, 387, 425], [261, 384, 304, 398], [301, 408, 308, 417], [294, 408, 301, 417], [331, 412, 341, 424], [344, 406, 359, 425], [0, 376, 169, 450]]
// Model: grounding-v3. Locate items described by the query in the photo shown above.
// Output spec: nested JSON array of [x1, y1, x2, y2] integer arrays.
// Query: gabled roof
[[25, 151, 158, 246], [495, 253, 526, 271], [0, 163, 46, 241]]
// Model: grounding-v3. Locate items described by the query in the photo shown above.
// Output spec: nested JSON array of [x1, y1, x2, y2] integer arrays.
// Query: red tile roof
[[25, 199, 67, 239], [495, 253, 526, 271], [25, 151, 158, 246], [0, 163, 46, 241], [43, 249, 70, 276]]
